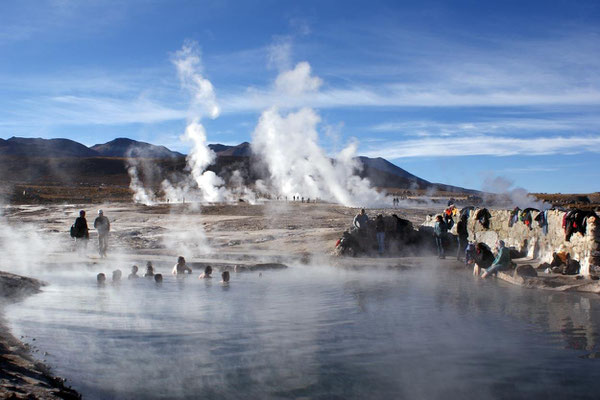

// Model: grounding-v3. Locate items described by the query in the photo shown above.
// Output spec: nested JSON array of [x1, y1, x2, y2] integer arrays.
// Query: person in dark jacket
[[375, 214, 385, 255], [72, 210, 89, 252], [94, 209, 110, 258], [471, 242, 494, 276], [456, 216, 469, 261], [433, 215, 447, 259]]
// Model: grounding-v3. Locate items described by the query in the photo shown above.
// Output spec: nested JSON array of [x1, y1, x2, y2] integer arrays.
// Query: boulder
[[514, 264, 538, 278]]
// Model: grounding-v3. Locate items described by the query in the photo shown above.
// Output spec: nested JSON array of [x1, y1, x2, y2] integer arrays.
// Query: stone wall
[[424, 209, 600, 276]]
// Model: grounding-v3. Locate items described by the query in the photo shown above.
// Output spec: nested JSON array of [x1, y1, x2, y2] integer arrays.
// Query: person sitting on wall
[[199, 265, 213, 279], [471, 242, 494, 276], [481, 240, 511, 278], [550, 251, 581, 275], [172, 256, 192, 275]]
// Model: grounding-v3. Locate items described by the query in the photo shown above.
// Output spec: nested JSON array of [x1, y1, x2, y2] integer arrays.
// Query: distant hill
[[0, 137, 98, 157], [92, 138, 184, 158], [0, 137, 477, 194], [208, 142, 251, 157]]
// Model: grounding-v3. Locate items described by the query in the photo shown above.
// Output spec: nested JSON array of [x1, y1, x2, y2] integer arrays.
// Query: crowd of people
[[433, 207, 514, 279], [70, 209, 232, 285], [96, 258, 231, 286]]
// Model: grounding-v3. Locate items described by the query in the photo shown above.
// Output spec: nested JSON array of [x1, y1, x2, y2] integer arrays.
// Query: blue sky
[[1, 0, 599, 193]]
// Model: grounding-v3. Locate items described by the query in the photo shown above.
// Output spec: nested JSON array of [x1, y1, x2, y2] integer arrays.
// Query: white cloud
[[274, 61, 323, 95], [360, 135, 600, 159], [369, 117, 600, 136]]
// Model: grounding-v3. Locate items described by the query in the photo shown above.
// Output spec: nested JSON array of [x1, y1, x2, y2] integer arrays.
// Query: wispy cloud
[[361, 135, 600, 159], [369, 116, 600, 137]]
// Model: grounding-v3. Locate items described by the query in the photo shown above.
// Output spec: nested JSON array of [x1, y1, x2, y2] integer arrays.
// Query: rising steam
[[251, 62, 384, 207], [127, 46, 384, 207]]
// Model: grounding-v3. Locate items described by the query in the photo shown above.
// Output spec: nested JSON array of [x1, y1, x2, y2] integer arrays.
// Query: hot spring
[[7, 264, 600, 399]]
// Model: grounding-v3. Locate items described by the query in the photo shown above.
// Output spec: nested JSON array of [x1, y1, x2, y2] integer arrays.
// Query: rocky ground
[[0, 272, 80, 399], [1, 199, 595, 398]]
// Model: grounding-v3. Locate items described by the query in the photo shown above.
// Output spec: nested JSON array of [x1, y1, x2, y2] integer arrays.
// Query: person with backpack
[[94, 209, 110, 258], [71, 210, 89, 252], [433, 215, 447, 259]]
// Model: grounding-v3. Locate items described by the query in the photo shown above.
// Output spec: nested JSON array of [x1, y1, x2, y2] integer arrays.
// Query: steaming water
[[7, 264, 600, 399]]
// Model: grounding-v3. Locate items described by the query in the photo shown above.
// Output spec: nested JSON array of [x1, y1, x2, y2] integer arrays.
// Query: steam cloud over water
[[126, 43, 384, 207]]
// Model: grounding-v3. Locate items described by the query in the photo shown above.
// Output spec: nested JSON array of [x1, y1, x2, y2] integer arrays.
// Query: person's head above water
[[97, 273, 106, 283], [221, 270, 230, 283], [205, 265, 212, 275], [131, 265, 138, 274], [177, 256, 185, 265], [112, 269, 122, 281], [154, 274, 163, 283]]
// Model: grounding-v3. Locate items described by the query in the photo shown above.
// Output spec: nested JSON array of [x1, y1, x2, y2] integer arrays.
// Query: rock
[[537, 262, 551, 270], [514, 264, 538, 278]]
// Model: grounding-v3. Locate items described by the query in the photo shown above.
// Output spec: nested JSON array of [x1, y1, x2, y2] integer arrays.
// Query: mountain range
[[0, 136, 475, 193]]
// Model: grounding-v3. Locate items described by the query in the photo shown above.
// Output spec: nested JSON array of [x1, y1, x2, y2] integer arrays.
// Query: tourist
[[93, 209, 110, 258], [471, 242, 494, 276], [221, 270, 230, 284], [353, 208, 369, 232], [433, 215, 447, 259], [145, 262, 155, 278], [375, 214, 385, 255], [71, 210, 89, 251], [128, 265, 139, 279], [199, 265, 213, 279], [112, 269, 122, 282], [456, 216, 469, 261], [97, 273, 106, 284], [481, 240, 511, 278], [172, 256, 192, 275]]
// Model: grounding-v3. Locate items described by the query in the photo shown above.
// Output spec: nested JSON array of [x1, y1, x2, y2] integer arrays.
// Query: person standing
[[375, 214, 385, 256], [456, 216, 469, 262], [71, 210, 89, 252], [433, 215, 447, 259], [353, 209, 369, 232], [94, 209, 110, 258]]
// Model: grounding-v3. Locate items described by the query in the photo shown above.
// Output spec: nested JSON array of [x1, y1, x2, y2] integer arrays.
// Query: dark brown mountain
[[91, 138, 184, 158], [0, 137, 98, 157], [0, 137, 476, 194]]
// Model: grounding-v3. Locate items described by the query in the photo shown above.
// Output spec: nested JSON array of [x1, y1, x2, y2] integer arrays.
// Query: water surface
[[7, 264, 600, 399]]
